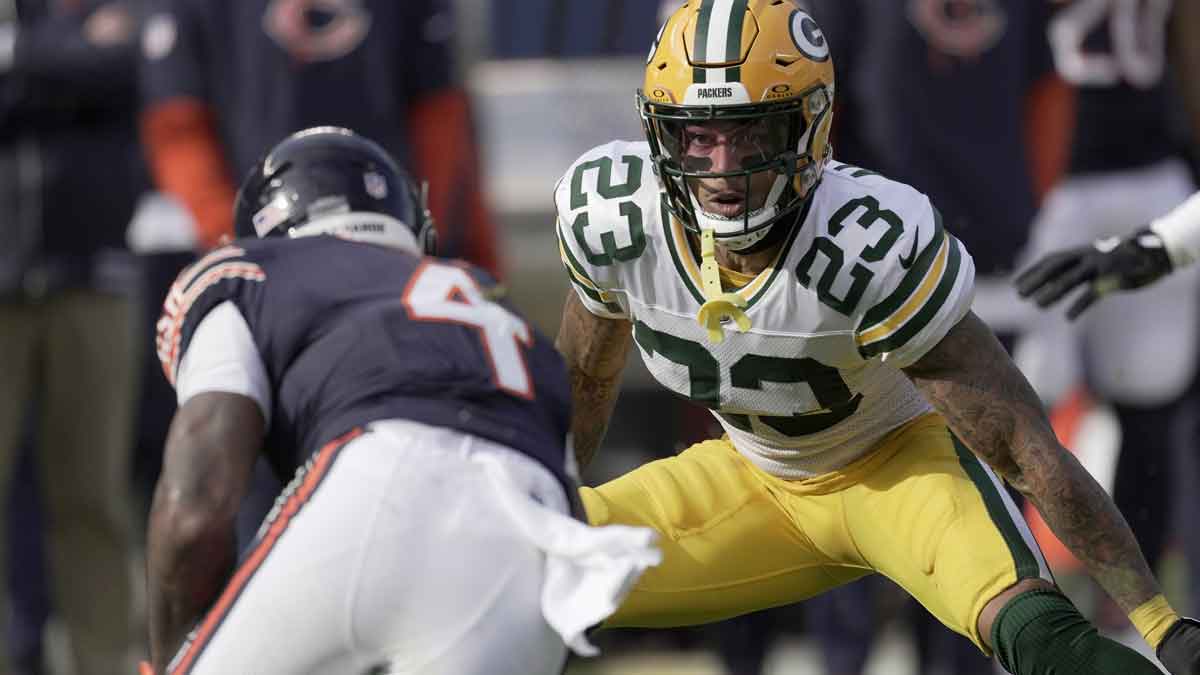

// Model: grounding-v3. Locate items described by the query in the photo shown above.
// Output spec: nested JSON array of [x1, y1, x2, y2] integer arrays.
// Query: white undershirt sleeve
[[174, 300, 272, 425], [1149, 190, 1200, 269]]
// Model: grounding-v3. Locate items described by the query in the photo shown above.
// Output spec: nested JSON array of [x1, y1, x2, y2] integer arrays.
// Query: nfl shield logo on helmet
[[364, 171, 389, 200], [253, 194, 292, 237]]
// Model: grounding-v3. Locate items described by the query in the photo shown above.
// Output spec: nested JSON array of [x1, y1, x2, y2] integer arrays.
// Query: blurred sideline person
[[802, 1, 1071, 671], [554, 2, 1200, 675], [140, 127, 660, 674], [136, 0, 502, 553], [1012, 0, 1200, 632], [138, 0, 499, 272], [0, 1, 145, 673]]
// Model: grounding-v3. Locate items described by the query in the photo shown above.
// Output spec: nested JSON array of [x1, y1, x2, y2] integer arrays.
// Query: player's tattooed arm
[[555, 291, 633, 471], [903, 311, 1162, 614], [147, 392, 264, 673]]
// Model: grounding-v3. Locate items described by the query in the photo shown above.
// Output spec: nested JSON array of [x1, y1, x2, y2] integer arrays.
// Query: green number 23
[[634, 321, 862, 438], [568, 155, 647, 266]]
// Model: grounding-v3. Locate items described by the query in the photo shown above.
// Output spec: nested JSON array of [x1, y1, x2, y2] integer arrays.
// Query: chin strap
[[696, 228, 751, 343]]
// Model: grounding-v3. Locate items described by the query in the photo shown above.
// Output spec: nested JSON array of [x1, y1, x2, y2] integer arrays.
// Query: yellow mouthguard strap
[[696, 228, 751, 343]]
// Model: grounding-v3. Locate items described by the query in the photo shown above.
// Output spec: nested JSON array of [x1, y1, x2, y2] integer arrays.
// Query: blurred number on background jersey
[[402, 262, 535, 399], [1050, 0, 1171, 88], [569, 155, 648, 266]]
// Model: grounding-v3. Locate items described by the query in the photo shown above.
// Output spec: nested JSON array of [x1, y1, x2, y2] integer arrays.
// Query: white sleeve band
[[175, 300, 272, 424], [1149, 190, 1200, 269]]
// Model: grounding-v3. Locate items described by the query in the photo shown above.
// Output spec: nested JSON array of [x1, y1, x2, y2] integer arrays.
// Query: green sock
[[991, 589, 1161, 675]]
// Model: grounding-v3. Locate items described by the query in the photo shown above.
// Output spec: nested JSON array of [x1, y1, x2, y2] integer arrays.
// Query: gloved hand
[[1158, 617, 1200, 675], [1015, 227, 1173, 320]]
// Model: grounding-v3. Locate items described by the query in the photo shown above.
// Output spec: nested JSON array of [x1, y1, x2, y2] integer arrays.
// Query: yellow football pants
[[582, 413, 1051, 651]]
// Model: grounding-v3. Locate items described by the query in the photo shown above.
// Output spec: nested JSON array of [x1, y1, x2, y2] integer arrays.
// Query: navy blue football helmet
[[234, 126, 436, 255]]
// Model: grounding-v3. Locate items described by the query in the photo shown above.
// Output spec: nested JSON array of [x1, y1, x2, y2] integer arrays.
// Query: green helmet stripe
[[693, 0, 716, 84], [725, 0, 747, 82]]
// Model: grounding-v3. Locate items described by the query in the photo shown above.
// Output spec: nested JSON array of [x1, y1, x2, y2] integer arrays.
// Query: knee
[[978, 578, 1056, 649]]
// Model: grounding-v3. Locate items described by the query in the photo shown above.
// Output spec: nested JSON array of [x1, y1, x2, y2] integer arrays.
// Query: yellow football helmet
[[641, 0, 835, 252]]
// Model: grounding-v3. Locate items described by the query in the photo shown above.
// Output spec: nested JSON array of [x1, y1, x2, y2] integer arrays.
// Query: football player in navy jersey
[[139, 127, 659, 675]]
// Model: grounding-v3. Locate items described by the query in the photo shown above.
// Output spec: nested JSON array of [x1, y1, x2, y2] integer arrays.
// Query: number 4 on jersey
[[402, 262, 534, 399]]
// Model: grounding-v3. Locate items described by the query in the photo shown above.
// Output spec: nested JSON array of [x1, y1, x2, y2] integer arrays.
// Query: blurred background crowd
[[0, 0, 1197, 673]]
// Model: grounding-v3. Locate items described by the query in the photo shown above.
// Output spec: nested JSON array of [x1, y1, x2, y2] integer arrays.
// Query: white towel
[[479, 456, 662, 656]]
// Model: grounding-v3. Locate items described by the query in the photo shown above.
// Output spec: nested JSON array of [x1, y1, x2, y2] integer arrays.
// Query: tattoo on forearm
[[906, 313, 1161, 613], [556, 293, 632, 471], [568, 367, 623, 469]]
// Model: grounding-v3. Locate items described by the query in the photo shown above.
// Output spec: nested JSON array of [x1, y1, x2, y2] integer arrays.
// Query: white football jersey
[[555, 141, 976, 477]]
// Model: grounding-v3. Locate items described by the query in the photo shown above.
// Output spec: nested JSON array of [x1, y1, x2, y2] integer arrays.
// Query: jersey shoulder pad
[[806, 169, 976, 367], [156, 243, 268, 386], [554, 141, 659, 316]]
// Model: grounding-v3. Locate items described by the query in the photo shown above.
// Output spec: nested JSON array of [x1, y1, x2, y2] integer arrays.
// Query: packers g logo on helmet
[[789, 8, 830, 62], [640, 0, 835, 252]]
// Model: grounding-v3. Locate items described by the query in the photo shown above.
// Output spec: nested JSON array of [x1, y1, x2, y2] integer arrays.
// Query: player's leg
[[350, 422, 573, 675], [1109, 401, 1176, 571], [172, 430, 376, 674], [0, 301, 40, 675], [848, 415, 1164, 674], [39, 290, 136, 675], [183, 421, 581, 675], [581, 437, 868, 628]]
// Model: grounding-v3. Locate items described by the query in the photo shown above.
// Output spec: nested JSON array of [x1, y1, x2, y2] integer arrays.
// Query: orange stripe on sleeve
[[155, 256, 265, 386], [141, 98, 238, 251]]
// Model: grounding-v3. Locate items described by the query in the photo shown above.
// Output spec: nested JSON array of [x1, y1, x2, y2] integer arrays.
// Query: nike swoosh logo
[[898, 227, 920, 269]]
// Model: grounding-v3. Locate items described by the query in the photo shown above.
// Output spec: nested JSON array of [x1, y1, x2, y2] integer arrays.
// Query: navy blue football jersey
[[156, 235, 574, 489], [140, 0, 453, 179], [1049, 0, 1184, 174]]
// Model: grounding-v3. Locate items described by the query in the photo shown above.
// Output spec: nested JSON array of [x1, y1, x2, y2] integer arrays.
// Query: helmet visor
[[645, 100, 807, 179]]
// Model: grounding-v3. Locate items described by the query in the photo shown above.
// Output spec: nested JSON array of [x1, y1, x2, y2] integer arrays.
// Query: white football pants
[[1015, 158, 1200, 406], [167, 420, 601, 675]]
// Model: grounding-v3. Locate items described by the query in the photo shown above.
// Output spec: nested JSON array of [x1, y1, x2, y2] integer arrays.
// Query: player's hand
[[1158, 617, 1200, 675], [137, 661, 155, 675], [1014, 227, 1173, 320]]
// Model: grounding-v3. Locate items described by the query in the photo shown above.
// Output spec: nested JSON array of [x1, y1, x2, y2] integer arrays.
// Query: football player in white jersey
[[553, 2, 1200, 673]]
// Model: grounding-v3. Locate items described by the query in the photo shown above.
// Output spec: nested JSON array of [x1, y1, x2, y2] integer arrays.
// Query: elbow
[[152, 414, 254, 548], [149, 482, 238, 555]]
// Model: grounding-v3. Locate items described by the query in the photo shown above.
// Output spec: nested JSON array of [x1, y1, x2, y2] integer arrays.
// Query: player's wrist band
[[1130, 593, 1180, 648]]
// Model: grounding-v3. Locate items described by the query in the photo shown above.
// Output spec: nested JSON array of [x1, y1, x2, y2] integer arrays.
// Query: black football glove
[[1014, 227, 1173, 320], [1159, 617, 1200, 675]]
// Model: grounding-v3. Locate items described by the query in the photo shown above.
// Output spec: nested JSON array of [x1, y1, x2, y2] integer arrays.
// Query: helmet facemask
[[641, 84, 832, 252]]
